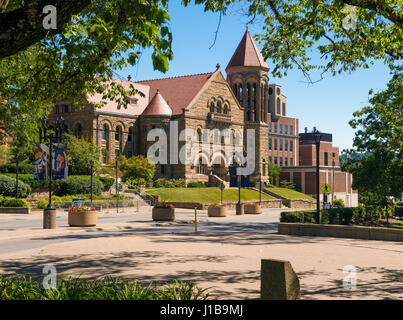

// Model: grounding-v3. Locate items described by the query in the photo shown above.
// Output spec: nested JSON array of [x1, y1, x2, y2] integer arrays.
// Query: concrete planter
[[208, 205, 227, 217], [68, 211, 97, 227], [0, 207, 30, 214], [244, 204, 262, 214], [152, 207, 175, 221]]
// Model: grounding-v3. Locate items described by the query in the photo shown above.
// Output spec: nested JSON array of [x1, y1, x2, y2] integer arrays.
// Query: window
[[102, 125, 108, 140], [274, 123, 277, 133], [115, 126, 122, 141], [128, 127, 133, 142], [223, 105, 228, 114], [324, 152, 328, 166], [274, 139, 277, 150], [269, 156, 272, 163], [269, 138, 272, 150], [269, 122, 272, 133], [63, 104, 69, 113], [285, 140, 288, 151], [285, 125, 288, 135], [279, 139, 283, 151], [282, 103, 286, 115], [161, 165, 165, 175], [290, 141, 293, 152], [216, 101, 222, 113], [74, 123, 82, 138], [285, 158, 288, 166], [210, 102, 215, 113], [277, 98, 280, 114], [290, 158, 293, 166], [274, 157, 278, 165], [290, 125, 294, 135], [280, 124, 283, 134], [280, 157, 283, 166]]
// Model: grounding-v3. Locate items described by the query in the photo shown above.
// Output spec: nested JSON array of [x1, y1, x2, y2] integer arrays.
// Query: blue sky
[[115, 2, 392, 152]]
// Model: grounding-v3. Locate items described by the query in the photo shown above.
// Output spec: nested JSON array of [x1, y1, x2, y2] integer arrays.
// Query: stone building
[[49, 29, 273, 186], [48, 28, 357, 204]]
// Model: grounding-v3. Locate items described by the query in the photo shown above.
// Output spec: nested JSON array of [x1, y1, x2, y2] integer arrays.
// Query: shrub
[[36, 198, 49, 209], [0, 274, 209, 300], [280, 210, 316, 223], [1, 198, 30, 207], [187, 182, 206, 188], [0, 174, 31, 198], [333, 199, 345, 208], [0, 163, 35, 174], [98, 177, 115, 190], [57, 176, 103, 196], [111, 194, 125, 200], [126, 177, 146, 189], [163, 180, 175, 188], [280, 180, 295, 189], [172, 178, 186, 188], [153, 178, 166, 188]]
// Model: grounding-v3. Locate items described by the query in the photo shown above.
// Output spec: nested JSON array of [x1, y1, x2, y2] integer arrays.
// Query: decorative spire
[[226, 29, 269, 71]]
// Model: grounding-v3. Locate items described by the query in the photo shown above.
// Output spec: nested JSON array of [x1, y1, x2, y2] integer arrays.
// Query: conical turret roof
[[226, 28, 269, 71], [141, 89, 172, 116]]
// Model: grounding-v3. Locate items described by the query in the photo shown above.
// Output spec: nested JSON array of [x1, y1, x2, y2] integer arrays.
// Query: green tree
[[267, 162, 282, 186], [0, 0, 173, 143], [185, 0, 401, 81], [64, 134, 101, 175], [341, 70, 402, 219], [101, 155, 156, 182]]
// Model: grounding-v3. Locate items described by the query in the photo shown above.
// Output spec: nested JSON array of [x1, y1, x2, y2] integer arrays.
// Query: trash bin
[[72, 198, 85, 208]]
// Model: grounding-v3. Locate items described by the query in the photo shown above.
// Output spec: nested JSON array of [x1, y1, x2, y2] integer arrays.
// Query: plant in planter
[[68, 206, 97, 227], [207, 203, 227, 217], [244, 202, 262, 214], [152, 202, 175, 221]]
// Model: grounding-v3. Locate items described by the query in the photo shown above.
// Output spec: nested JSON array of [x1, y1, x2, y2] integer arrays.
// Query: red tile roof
[[136, 72, 214, 115], [141, 90, 172, 116], [226, 28, 269, 70]]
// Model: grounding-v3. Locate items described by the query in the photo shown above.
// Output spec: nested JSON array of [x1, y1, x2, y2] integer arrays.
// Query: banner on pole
[[34, 144, 48, 180], [52, 143, 68, 180]]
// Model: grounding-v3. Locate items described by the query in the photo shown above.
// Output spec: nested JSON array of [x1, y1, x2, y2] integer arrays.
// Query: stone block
[[261, 259, 301, 300]]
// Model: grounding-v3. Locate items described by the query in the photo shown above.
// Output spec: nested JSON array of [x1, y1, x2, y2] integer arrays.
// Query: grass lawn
[[146, 187, 274, 204], [267, 187, 316, 201], [387, 222, 403, 229]]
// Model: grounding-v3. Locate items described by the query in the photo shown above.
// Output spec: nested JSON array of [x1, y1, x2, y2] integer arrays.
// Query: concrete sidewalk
[[0, 211, 401, 300]]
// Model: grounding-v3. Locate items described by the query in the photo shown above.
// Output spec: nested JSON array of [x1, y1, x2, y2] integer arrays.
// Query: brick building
[[49, 29, 273, 186], [280, 129, 358, 207], [47, 28, 357, 204]]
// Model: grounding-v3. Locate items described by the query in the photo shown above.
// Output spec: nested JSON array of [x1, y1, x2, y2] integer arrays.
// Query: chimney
[[128, 75, 132, 81], [304, 127, 308, 133]]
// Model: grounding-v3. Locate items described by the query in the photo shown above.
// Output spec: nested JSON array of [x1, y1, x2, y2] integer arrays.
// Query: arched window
[[223, 104, 228, 114], [102, 124, 109, 140], [216, 101, 222, 113], [115, 126, 122, 141], [210, 102, 215, 113], [277, 98, 281, 114]]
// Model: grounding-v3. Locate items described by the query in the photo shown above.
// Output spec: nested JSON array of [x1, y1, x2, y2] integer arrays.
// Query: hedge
[[280, 206, 385, 225], [0, 197, 30, 207], [187, 182, 206, 188], [153, 178, 186, 188], [0, 163, 35, 174], [3, 173, 112, 191], [57, 176, 104, 196], [0, 174, 31, 198]]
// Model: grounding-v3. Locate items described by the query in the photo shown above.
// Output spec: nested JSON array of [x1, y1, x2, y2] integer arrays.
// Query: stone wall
[[283, 199, 316, 209], [278, 223, 403, 242]]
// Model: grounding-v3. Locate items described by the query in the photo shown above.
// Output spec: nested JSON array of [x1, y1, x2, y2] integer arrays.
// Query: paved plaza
[[0, 208, 402, 300]]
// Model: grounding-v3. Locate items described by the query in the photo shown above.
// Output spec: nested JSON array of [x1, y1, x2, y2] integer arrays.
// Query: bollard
[[43, 208, 56, 229], [261, 259, 301, 300], [194, 206, 198, 233], [236, 203, 244, 215]]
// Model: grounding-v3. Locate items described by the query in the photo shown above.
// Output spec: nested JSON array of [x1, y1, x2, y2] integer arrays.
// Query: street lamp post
[[15, 153, 23, 198], [116, 152, 119, 214], [90, 159, 94, 207], [313, 128, 322, 224], [235, 152, 244, 215], [259, 173, 262, 203], [332, 155, 335, 208], [38, 116, 65, 229]]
